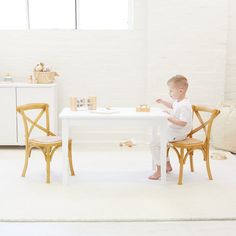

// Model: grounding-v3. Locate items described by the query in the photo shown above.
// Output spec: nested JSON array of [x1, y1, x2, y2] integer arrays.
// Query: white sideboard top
[[0, 82, 56, 88]]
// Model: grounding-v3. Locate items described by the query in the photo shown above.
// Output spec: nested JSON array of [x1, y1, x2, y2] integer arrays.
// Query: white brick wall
[[0, 0, 234, 143], [0, 1, 148, 111], [147, 0, 227, 106], [226, 0, 236, 100]]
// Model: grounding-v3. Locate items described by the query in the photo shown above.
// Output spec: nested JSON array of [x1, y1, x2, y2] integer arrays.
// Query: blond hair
[[167, 75, 188, 90]]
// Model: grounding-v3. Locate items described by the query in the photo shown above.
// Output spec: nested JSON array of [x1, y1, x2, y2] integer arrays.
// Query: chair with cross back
[[16, 103, 75, 183], [167, 105, 220, 185]]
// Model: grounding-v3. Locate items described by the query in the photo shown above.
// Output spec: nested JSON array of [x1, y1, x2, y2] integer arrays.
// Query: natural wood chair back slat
[[167, 105, 220, 185], [188, 105, 220, 143], [16, 103, 55, 144], [16, 103, 75, 183]]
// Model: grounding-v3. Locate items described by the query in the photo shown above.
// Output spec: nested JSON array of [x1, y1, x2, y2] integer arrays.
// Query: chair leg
[[46, 148, 51, 184], [166, 146, 170, 157], [68, 140, 75, 176], [22, 147, 30, 177], [205, 149, 213, 180], [189, 150, 194, 172], [29, 148, 32, 158], [166, 146, 170, 163], [178, 148, 184, 185]]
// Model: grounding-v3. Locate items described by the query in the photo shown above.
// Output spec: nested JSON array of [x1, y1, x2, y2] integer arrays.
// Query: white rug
[[0, 145, 236, 222]]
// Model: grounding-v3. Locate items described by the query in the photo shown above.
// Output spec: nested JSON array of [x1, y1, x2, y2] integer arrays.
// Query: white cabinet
[[0, 83, 57, 145], [0, 88, 17, 145]]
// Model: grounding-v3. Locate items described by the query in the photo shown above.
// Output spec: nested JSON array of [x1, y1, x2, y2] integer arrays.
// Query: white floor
[[0, 145, 235, 235], [0, 221, 236, 236]]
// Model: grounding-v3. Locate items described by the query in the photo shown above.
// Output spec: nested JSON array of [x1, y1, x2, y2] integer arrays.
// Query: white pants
[[150, 130, 186, 166]]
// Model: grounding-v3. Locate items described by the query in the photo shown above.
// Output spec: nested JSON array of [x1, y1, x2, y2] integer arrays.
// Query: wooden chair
[[167, 105, 220, 185], [16, 103, 75, 183]]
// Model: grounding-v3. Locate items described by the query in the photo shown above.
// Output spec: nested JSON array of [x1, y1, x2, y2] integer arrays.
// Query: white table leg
[[160, 118, 167, 182], [151, 123, 158, 170], [62, 119, 69, 185]]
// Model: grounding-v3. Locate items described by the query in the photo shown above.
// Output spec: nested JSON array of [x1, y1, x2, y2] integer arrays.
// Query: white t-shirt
[[168, 98, 193, 139]]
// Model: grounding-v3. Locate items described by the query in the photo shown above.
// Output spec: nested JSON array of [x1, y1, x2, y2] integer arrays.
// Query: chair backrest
[[16, 103, 55, 144], [188, 105, 220, 145]]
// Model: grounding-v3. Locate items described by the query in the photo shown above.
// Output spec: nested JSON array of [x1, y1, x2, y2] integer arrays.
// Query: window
[[28, 0, 75, 29], [78, 0, 130, 30], [0, 0, 132, 30], [0, 0, 27, 29]]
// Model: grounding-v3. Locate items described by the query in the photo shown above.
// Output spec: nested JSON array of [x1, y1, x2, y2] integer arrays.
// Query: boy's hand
[[163, 110, 170, 115], [156, 98, 163, 104], [155, 99, 173, 109]]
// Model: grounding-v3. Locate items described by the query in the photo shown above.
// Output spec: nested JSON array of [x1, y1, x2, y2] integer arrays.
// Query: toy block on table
[[136, 104, 150, 112]]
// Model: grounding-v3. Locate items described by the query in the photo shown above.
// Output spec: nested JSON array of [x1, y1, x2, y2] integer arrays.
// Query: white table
[[59, 107, 168, 185]]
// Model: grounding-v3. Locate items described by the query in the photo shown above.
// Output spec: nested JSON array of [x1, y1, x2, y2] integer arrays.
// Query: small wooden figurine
[[119, 139, 136, 148]]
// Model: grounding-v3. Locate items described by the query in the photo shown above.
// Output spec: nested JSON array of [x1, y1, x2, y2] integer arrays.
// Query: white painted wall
[[0, 0, 234, 143]]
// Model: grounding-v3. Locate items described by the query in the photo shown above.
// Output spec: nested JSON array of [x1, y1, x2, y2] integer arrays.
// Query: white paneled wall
[[0, 0, 235, 143]]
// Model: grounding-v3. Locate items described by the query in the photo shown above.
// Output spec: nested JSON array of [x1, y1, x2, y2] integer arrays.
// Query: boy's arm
[[168, 116, 187, 127], [156, 99, 173, 108]]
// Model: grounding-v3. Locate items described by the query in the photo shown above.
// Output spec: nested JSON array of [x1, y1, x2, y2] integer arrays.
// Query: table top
[[59, 107, 168, 120], [0, 82, 56, 88]]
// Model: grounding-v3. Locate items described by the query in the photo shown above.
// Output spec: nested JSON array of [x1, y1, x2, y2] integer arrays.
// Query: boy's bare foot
[[148, 172, 161, 180], [166, 161, 173, 173], [148, 163, 173, 180], [148, 171, 161, 180]]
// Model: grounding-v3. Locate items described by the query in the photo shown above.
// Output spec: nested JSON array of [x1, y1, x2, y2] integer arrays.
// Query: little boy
[[149, 75, 192, 180]]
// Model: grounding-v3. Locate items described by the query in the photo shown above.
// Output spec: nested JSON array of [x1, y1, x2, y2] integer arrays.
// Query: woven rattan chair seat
[[169, 137, 204, 147], [30, 136, 62, 145]]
